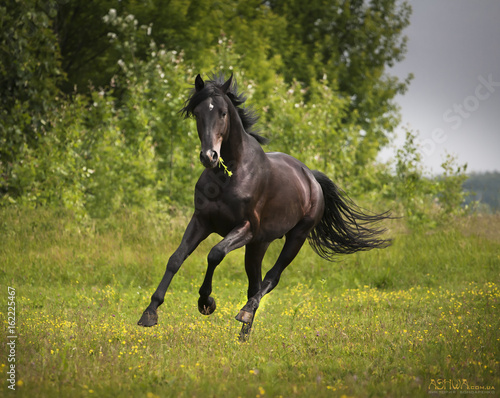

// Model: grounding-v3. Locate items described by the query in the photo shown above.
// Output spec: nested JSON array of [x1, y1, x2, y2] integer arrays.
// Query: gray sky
[[379, 0, 500, 174]]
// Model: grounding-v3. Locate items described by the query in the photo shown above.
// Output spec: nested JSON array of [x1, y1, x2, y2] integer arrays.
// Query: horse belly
[[258, 182, 310, 240], [259, 205, 304, 240], [257, 153, 320, 241]]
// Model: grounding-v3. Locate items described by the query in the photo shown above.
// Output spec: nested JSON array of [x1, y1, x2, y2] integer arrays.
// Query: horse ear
[[221, 74, 233, 94], [195, 74, 204, 92]]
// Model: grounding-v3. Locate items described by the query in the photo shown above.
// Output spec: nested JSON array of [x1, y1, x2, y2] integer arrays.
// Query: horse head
[[192, 74, 233, 169]]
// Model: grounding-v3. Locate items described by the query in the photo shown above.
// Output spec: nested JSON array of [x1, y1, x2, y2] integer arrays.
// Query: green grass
[[1, 208, 499, 397]]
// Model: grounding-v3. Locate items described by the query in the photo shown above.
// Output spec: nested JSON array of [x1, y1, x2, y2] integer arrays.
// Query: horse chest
[[194, 186, 250, 234]]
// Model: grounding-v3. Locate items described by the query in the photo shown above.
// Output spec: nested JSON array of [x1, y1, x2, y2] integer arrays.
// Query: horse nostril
[[200, 150, 218, 168]]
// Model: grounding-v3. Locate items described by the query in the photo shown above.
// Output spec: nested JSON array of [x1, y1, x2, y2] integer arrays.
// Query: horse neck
[[220, 104, 252, 166]]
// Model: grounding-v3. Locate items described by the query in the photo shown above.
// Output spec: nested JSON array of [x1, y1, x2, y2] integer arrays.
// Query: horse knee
[[207, 246, 225, 267], [166, 252, 184, 274]]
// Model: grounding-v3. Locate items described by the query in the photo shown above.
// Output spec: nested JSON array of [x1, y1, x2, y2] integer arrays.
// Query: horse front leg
[[138, 215, 210, 327], [198, 221, 253, 316]]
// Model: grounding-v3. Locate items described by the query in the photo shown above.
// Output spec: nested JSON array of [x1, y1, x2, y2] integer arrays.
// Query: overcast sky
[[379, 0, 500, 174]]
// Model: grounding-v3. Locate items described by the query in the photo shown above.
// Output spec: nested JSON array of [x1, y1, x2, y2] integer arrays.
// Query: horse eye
[[221, 111, 227, 118]]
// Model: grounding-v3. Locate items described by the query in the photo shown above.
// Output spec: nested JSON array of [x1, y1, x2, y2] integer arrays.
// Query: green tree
[[54, 0, 122, 92], [0, 0, 64, 197], [267, 0, 412, 166], [51, 0, 285, 100], [437, 153, 468, 218], [390, 130, 469, 228], [393, 130, 435, 227]]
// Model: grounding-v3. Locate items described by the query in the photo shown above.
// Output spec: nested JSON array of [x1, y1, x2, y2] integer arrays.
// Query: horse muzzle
[[200, 149, 219, 169]]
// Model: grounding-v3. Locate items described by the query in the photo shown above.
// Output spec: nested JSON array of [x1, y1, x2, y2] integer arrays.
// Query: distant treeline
[[464, 172, 500, 212]]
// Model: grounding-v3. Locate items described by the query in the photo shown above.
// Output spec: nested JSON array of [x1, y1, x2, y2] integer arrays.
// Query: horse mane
[[180, 74, 268, 145]]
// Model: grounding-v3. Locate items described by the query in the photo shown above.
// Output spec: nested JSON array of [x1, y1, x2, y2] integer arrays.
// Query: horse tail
[[308, 170, 392, 261]]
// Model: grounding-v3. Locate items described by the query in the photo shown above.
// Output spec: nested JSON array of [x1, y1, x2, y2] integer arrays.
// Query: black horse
[[138, 74, 391, 340]]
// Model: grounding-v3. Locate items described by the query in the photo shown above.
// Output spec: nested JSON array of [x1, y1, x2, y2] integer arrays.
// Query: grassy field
[[1, 208, 499, 397]]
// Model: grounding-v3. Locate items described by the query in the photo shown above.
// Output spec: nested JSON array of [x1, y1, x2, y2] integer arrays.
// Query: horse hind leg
[[237, 242, 269, 341], [236, 220, 313, 336]]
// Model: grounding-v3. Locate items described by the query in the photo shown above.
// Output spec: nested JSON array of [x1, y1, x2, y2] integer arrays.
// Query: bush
[[389, 129, 468, 228]]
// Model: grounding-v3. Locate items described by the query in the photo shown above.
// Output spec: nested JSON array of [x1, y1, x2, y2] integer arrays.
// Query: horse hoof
[[235, 310, 253, 324], [198, 296, 216, 315], [137, 310, 158, 327]]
